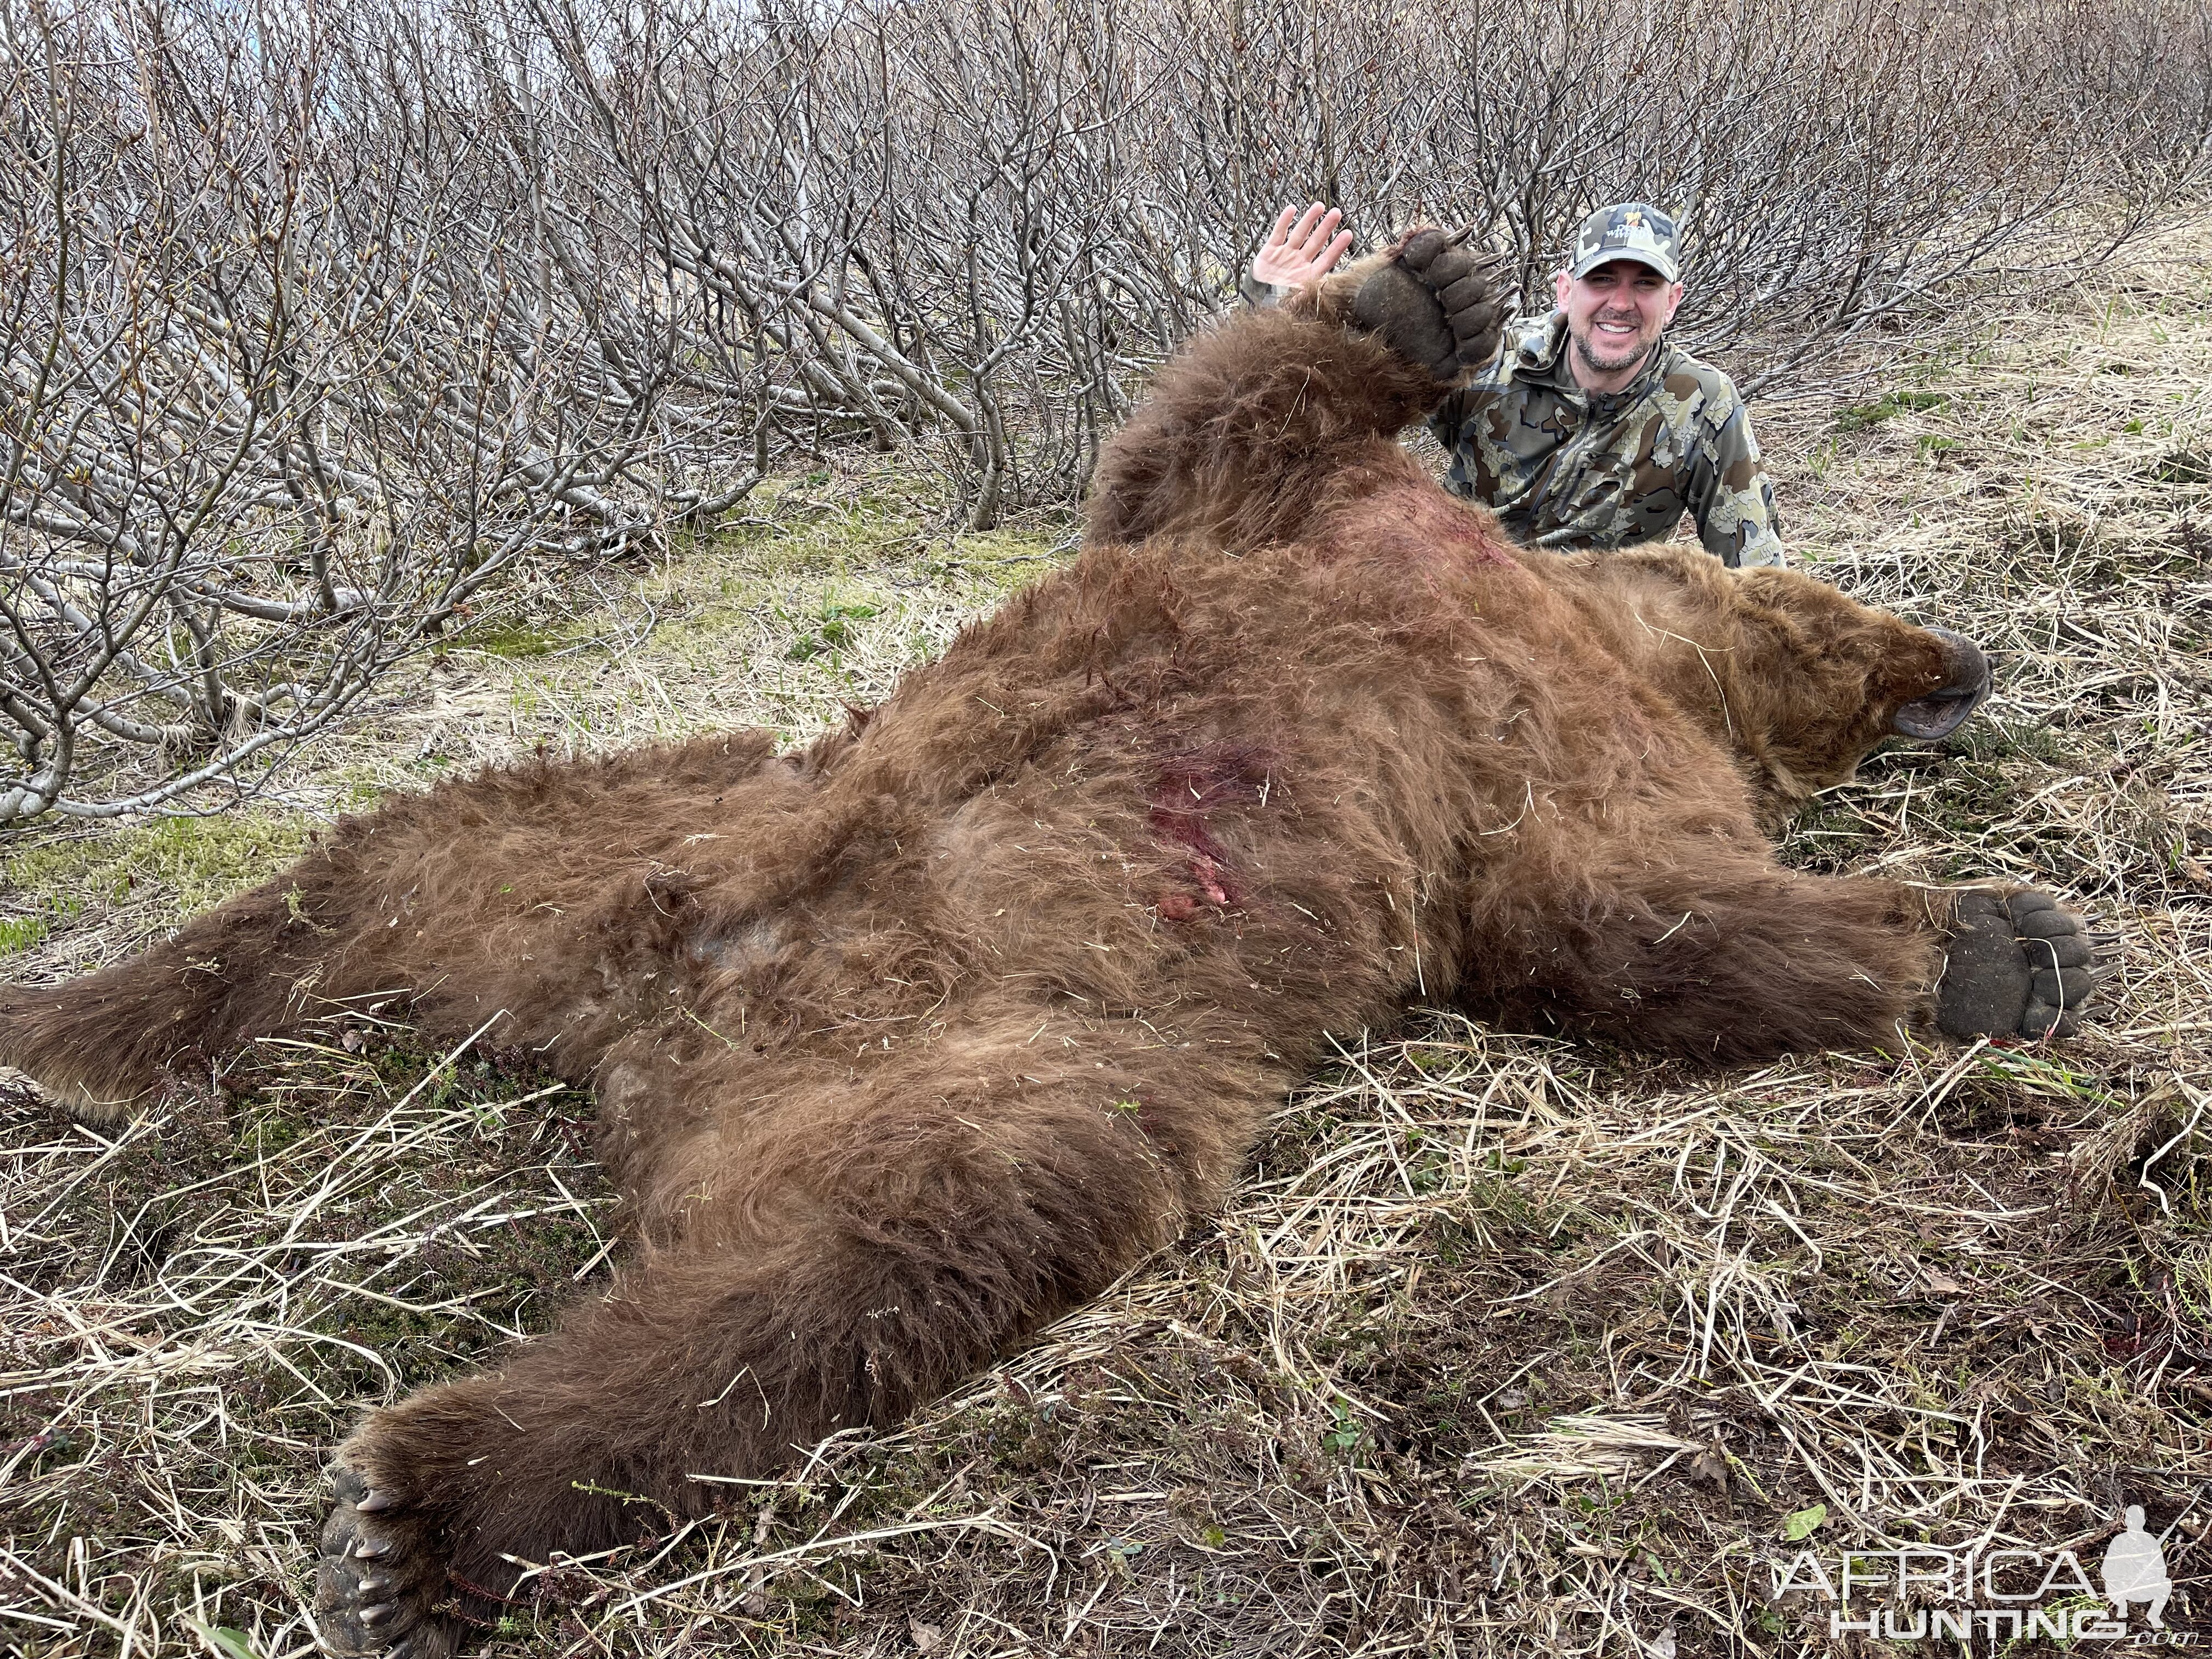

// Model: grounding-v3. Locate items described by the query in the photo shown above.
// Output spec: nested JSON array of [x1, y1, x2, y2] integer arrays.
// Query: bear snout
[[1890, 626, 1991, 740]]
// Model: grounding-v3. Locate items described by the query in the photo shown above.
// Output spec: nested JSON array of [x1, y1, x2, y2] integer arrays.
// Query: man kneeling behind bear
[[1252, 199, 1786, 568]]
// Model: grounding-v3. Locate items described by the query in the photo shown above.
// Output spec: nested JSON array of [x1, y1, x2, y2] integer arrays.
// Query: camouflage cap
[[1568, 202, 1681, 283]]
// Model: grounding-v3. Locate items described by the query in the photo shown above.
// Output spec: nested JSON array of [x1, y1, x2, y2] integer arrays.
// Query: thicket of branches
[[3, 0, 2208, 824]]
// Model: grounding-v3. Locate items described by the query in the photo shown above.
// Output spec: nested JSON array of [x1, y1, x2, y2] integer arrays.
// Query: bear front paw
[[315, 1464, 458, 1658], [1936, 888, 2100, 1041], [1351, 228, 1505, 381]]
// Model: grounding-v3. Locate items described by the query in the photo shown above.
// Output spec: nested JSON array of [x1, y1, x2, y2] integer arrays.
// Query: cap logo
[[1571, 202, 1681, 280]]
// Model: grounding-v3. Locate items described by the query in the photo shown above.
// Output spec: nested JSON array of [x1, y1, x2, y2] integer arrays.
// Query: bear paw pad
[[1936, 888, 2100, 1041], [1351, 228, 1505, 381], [315, 1465, 456, 1658]]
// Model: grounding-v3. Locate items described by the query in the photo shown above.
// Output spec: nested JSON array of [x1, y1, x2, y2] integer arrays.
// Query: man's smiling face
[[1552, 257, 1684, 385]]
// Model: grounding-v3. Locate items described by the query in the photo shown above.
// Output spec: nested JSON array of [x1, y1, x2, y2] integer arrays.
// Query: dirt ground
[[2, 230, 2209, 1659]]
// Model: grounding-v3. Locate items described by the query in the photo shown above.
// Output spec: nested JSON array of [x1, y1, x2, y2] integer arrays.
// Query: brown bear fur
[[1, 253, 2016, 1654]]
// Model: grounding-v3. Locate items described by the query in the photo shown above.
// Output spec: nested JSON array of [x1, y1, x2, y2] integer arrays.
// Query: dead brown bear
[[0, 236, 2098, 1657]]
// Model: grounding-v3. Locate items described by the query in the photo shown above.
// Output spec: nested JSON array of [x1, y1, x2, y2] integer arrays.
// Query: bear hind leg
[[312, 1005, 1282, 1653], [0, 879, 309, 1118]]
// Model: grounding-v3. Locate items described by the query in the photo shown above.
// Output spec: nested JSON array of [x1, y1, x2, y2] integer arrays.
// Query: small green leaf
[[1782, 1503, 1828, 1542], [184, 1621, 260, 1659]]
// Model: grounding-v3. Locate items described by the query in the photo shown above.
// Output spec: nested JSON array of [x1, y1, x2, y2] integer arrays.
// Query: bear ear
[[1891, 627, 1990, 740]]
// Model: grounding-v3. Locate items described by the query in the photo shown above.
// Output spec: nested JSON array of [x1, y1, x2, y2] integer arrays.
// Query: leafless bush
[[0, 0, 764, 825], [3, 0, 2207, 823]]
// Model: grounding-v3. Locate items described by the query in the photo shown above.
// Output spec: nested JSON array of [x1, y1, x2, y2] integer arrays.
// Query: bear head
[[1579, 546, 1991, 816]]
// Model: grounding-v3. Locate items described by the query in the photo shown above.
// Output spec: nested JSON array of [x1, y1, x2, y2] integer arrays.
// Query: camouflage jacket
[[1427, 313, 1785, 568]]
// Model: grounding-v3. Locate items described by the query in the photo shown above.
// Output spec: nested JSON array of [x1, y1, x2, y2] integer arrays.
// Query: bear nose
[[1891, 627, 1991, 740]]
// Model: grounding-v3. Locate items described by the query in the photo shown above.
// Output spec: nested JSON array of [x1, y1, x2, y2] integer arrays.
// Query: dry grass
[[3, 231, 2210, 1659]]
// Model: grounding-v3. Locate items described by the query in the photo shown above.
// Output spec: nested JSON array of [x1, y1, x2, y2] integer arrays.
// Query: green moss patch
[[1834, 387, 1951, 431], [2, 811, 313, 958]]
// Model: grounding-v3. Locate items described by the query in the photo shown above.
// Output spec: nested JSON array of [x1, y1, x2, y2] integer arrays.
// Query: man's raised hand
[[1253, 203, 1354, 293]]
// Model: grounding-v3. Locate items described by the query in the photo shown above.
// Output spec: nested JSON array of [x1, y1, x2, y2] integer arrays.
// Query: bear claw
[[316, 1463, 453, 1657], [1937, 887, 2101, 1041]]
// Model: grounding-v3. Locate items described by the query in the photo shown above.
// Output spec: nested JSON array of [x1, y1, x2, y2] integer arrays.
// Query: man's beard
[[1573, 314, 1655, 376]]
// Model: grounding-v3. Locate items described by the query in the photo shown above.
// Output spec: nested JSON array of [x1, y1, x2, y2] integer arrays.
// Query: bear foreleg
[[1463, 859, 1955, 1062], [1465, 853, 2102, 1059], [1934, 888, 2099, 1040], [1084, 306, 1452, 552]]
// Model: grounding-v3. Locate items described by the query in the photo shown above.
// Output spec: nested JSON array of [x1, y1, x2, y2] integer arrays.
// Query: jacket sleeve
[[1686, 400, 1786, 568]]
